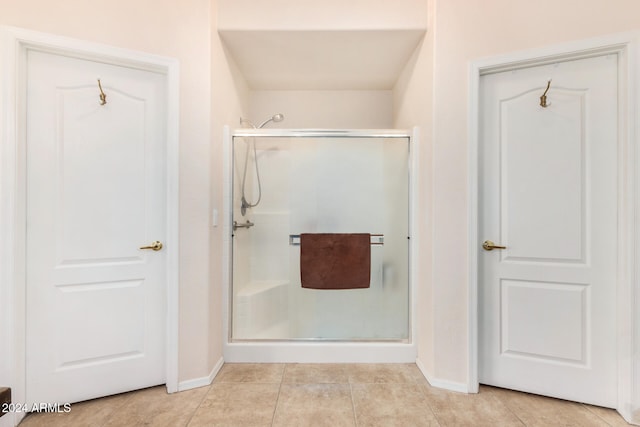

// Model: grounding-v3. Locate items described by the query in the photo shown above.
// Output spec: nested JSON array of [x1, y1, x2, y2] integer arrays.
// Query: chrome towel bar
[[289, 234, 384, 246]]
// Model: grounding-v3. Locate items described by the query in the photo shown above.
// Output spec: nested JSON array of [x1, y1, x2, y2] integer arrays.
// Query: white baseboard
[[618, 403, 640, 426], [416, 357, 471, 394], [177, 357, 224, 392], [414, 357, 429, 380]]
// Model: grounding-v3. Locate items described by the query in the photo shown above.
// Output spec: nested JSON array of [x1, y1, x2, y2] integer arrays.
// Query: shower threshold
[[224, 341, 416, 364]]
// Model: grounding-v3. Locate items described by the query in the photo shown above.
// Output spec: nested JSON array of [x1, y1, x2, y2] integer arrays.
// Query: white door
[[478, 54, 618, 407], [26, 49, 167, 404]]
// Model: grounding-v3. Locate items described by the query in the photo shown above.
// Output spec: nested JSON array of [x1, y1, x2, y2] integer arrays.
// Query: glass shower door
[[231, 133, 410, 341]]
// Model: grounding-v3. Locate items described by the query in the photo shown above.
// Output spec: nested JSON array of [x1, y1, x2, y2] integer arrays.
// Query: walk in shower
[[223, 126, 416, 362]]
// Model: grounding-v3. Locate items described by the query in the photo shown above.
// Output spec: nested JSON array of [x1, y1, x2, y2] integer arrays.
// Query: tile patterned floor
[[19, 363, 630, 426]]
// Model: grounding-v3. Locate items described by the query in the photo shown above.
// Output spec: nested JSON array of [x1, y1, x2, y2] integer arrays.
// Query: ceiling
[[219, 30, 426, 90]]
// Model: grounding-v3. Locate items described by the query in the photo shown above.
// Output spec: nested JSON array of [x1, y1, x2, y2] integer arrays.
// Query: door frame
[[0, 26, 180, 424], [468, 32, 639, 423]]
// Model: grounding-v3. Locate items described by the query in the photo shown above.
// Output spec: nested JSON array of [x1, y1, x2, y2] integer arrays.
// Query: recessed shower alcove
[[223, 127, 417, 362], [218, 14, 425, 362]]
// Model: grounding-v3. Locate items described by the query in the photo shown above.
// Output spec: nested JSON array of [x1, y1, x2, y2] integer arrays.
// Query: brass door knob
[[482, 240, 506, 251], [140, 241, 163, 251]]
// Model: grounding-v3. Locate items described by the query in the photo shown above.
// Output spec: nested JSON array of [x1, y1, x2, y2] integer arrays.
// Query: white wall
[[393, 1, 435, 378], [218, 0, 427, 30], [0, 0, 220, 386], [249, 91, 393, 129], [209, 0, 251, 376]]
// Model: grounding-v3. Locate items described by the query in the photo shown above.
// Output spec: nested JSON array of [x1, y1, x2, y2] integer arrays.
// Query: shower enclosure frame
[[222, 126, 419, 363]]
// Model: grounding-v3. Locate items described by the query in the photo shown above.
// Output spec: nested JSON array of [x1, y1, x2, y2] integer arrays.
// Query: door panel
[[500, 279, 587, 363], [57, 85, 147, 264], [501, 89, 586, 263], [479, 54, 617, 407], [26, 50, 167, 405]]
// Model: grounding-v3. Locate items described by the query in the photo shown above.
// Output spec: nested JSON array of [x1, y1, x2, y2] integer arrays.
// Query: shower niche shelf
[[236, 279, 289, 297]]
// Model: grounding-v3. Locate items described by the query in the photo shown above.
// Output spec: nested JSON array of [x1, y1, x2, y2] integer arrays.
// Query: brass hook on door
[[97, 79, 107, 105], [539, 80, 551, 108]]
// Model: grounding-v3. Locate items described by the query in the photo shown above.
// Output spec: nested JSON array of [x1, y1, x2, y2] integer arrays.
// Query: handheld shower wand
[[239, 113, 284, 130], [238, 113, 285, 216], [257, 113, 284, 128]]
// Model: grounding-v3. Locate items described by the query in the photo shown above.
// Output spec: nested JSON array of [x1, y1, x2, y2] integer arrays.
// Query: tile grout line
[[580, 403, 617, 427], [413, 371, 445, 426], [184, 383, 215, 427], [348, 381, 359, 427], [270, 364, 287, 426], [98, 389, 137, 427], [487, 391, 528, 426]]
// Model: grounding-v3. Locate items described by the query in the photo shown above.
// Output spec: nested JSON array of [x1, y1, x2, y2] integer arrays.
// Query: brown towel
[[300, 233, 371, 290]]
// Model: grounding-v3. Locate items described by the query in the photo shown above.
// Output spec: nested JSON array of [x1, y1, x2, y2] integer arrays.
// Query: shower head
[[258, 113, 285, 128], [239, 113, 285, 129]]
